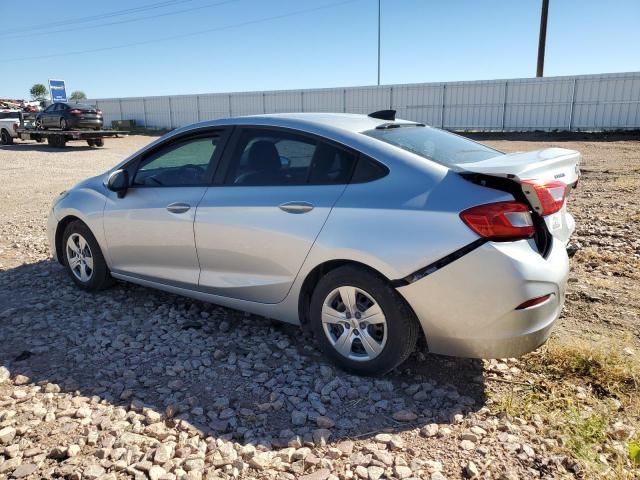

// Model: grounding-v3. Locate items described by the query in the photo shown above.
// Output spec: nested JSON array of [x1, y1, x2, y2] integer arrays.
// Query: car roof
[[185, 112, 419, 135], [113, 112, 445, 178]]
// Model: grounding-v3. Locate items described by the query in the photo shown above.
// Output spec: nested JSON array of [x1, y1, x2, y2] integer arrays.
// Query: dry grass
[[532, 338, 639, 399], [573, 248, 640, 280], [494, 338, 640, 478], [613, 175, 640, 189]]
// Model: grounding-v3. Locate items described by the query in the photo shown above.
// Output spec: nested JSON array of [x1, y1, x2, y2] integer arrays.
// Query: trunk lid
[[456, 147, 581, 245]]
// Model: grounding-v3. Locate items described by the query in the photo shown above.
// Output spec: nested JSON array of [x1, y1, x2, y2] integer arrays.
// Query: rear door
[[41, 104, 56, 127], [194, 126, 357, 303], [103, 128, 230, 286], [55, 103, 68, 127]]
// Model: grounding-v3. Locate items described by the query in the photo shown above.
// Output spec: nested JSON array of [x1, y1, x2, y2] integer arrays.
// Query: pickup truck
[[0, 110, 24, 145]]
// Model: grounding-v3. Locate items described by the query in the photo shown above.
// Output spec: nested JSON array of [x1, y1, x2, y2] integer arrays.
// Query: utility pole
[[536, 0, 549, 77], [377, 0, 381, 85]]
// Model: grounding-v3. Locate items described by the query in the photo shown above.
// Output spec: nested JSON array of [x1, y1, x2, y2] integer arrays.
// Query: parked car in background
[[0, 109, 22, 145], [47, 111, 580, 375], [36, 102, 103, 130]]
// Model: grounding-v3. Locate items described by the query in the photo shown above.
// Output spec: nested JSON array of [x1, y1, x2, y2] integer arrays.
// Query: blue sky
[[2, 0, 639, 99]]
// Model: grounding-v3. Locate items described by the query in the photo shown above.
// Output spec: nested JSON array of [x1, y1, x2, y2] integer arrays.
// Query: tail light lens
[[460, 201, 535, 241], [69, 109, 82, 115], [521, 180, 568, 216]]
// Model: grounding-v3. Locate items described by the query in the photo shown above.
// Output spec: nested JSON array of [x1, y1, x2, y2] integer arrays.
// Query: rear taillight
[[521, 180, 568, 216], [460, 201, 535, 241], [69, 109, 82, 115], [12, 122, 18, 132]]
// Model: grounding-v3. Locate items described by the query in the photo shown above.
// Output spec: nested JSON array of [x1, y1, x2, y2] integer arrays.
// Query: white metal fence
[[89, 72, 640, 131]]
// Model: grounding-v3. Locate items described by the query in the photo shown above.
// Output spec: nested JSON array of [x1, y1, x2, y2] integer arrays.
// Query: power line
[[6, 0, 361, 63], [2, 0, 199, 35], [1, 0, 240, 39]]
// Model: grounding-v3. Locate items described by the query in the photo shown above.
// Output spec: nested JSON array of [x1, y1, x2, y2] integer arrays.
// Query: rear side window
[[351, 155, 389, 183], [363, 126, 501, 167], [226, 128, 357, 186]]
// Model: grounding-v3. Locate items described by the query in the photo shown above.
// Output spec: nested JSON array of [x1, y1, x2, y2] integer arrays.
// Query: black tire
[[309, 265, 419, 376], [60, 118, 68, 130], [62, 220, 114, 291], [0, 129, 13, 145], [36, 119, 45, 130], [35, 137, 45, 143], [94, 138, 104, 147], [87, 140, 95, 147]]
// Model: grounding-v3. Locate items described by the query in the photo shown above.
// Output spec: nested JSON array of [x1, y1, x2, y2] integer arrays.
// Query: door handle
[[166, 202, 191, 214], [279, 201, 314, 214]]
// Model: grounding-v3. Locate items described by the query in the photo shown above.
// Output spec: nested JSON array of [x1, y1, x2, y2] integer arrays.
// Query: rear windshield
[[68, 103, 96, 110], [363, 126, 501, 166], [0, 111, 21, 120]]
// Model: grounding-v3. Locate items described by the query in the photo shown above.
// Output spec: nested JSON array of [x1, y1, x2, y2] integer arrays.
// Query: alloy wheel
[[321, 286, 388, 361], [66, 233, 94, 282]]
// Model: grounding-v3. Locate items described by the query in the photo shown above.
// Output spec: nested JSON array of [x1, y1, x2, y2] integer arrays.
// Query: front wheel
[[309, 265, 419, 376], [62, 221, 114, 291]]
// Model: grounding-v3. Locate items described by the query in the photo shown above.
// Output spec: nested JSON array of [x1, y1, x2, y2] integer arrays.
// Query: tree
[[30, 83, 48, 101], [70, 90, 87, 101]]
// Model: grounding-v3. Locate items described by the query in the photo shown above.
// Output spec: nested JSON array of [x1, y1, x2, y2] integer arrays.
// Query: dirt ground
[[0, 133, 638, 480]]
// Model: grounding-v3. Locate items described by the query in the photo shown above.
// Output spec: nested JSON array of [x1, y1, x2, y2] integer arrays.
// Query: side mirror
[[106, 169, 129, 198]]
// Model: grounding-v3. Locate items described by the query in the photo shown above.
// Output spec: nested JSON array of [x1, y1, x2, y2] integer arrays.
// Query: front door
[[103, 129, 227, 286], [195, 126, 357, 303]]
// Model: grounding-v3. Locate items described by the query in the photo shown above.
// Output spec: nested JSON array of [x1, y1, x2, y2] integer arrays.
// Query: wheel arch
[[297, 259, 419, 328], [54, 215, 84, 265]]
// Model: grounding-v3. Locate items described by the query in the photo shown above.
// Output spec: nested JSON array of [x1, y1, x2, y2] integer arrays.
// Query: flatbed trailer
[[15, 128, 128, 148]]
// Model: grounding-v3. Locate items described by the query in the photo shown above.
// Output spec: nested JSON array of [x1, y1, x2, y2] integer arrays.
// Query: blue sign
[[49, 79, 67, 102]]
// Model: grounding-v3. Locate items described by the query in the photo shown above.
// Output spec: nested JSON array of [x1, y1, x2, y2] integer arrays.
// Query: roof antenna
[[368, 109, 396, 121]]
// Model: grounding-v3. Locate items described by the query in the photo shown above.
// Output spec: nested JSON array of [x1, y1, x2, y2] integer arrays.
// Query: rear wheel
[[94, 138, 104, 147], [0, 129, 13, 145], [62, 221, 114, 291], [87, 140, 95, 147], [309, 265, 419, 376]]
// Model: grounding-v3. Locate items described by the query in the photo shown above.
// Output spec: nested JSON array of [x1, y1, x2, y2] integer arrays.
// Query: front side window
[[363, 126, 501, 167], [133, 135, 219, 187], [227, 128, 356, 186], [44, 104, 55, 113]]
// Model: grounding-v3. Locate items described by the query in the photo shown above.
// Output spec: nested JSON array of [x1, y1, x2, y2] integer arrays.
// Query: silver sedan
[[47, 111, 580, 375]]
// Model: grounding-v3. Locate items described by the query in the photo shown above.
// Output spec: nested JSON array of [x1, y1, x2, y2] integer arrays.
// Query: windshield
[[363, 126, 502, 166]]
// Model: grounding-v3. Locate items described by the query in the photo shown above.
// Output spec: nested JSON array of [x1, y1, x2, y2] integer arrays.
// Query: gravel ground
[[0, 134, 638, 480]]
